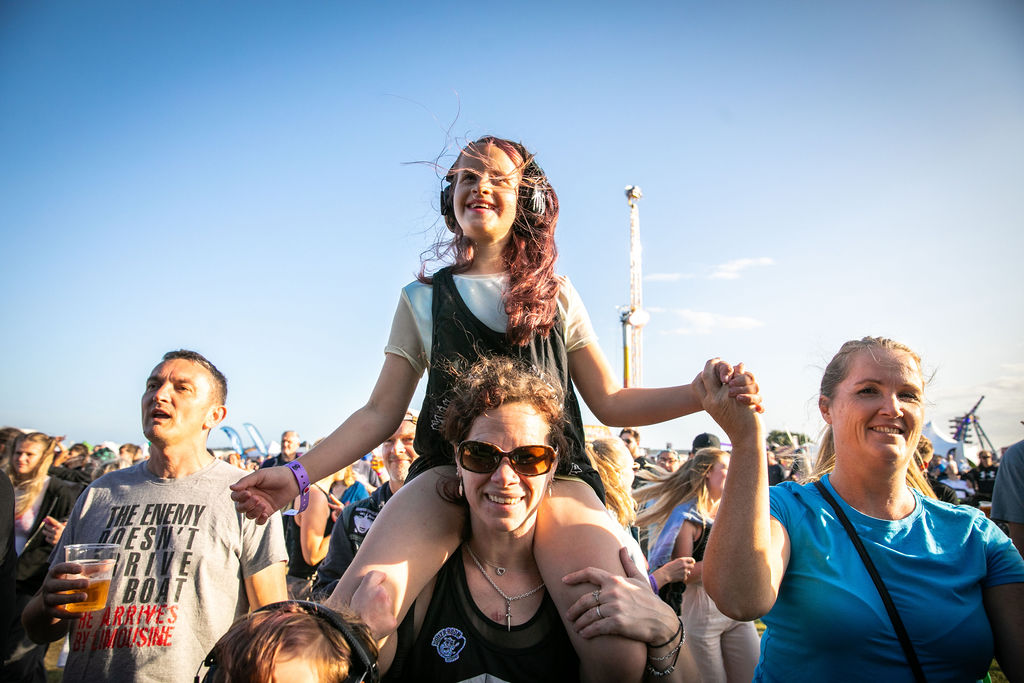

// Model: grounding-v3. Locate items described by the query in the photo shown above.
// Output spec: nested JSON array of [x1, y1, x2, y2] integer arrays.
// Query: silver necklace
[[466, 545, 545, 631], [476, 555, 529, 576]]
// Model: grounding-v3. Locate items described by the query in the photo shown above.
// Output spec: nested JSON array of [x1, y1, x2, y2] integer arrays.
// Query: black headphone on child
[[439, 142, 551, 233], [194, 600, 379, 683]]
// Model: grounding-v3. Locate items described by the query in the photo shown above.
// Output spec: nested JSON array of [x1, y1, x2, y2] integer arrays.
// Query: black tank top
[[692, 517, 711, 563], [408, 266, 604, 501], [386, 549, 579, 682]]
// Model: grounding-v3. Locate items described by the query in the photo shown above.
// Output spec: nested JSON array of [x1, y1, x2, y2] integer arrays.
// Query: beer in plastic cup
[[62, 543, 118, 613]]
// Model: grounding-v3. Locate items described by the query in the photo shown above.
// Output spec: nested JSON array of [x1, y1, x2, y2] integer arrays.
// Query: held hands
[[563, 547, 679, 645], [695, 359, 763, 443], [229, 466, 299, 524], [702, 359, 764, 414]]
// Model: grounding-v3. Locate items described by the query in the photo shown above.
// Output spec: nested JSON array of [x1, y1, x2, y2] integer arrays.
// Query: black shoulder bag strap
[[813, 480, 927, 683]]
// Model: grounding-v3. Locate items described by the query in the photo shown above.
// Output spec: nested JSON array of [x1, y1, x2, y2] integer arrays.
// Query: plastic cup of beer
[[63, 543, 118, 613]]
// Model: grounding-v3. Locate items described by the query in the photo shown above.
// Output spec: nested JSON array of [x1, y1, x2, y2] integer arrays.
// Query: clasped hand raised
[[696, 358, 763, 443]]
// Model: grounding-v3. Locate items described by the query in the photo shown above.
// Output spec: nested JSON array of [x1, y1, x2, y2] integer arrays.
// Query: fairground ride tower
[[620, 186, 650, 387]]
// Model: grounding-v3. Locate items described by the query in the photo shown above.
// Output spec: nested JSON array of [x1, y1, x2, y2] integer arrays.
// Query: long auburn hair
[[635, 448, 728, 530], [420, 136, 561, 346], [808, 336, 936, 499], [8, 432, 57, 517]]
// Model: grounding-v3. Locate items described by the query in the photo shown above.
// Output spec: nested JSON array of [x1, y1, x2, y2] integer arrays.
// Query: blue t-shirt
[[756, 474, 1024, 683], [340, 481, 369, 505]]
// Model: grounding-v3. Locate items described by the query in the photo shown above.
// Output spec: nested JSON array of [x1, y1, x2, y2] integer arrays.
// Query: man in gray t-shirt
[[992, 439, 1024, 558], [23, 350, 287, 682]]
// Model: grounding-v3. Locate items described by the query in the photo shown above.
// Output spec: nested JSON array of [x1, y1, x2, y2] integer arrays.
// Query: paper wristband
[[284, 461, 311, 515]]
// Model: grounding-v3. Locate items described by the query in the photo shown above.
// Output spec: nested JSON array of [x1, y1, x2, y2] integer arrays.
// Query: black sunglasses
[[456, 441, 556, 477]]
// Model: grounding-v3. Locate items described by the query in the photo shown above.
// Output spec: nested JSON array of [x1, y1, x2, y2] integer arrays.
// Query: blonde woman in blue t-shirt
[[701, 337, 1024, 682]]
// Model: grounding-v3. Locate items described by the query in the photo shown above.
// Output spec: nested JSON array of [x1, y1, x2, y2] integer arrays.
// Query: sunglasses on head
[[456, 441, 556, 477]]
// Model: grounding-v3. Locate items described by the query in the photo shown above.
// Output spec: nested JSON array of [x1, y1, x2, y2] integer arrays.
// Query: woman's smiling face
[[458, 402, 555, 538], [451, 142, 522, 250], [821, 348, 924, 474]]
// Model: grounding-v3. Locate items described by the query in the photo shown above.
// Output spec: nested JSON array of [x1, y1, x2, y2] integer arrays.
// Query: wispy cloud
[[645, 272, 695, 282], [662, 309, 765, 335], [709, 257, 774, 280], [991, 375, 1024, 392]]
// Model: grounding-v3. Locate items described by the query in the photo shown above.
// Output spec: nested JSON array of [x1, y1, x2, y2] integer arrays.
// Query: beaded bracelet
[[648, 573, 659, 593]]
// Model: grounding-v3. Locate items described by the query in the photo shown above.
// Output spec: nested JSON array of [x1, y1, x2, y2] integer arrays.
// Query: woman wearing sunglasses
[[375, 356, 694, 682], [233, 136, 759, 680]]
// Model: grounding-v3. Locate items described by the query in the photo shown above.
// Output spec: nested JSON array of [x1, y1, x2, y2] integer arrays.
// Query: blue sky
[[3, 1, 1023, 454]]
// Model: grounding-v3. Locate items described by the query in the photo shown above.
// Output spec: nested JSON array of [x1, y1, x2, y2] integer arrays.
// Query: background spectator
[[991, 439, 1024, 557], [766, 448, 784, 486], [915, 436, 959, 505], [966, 450, 999, 504], [286, 471, 336, 600], [0, 427, 22, 470], [314, 412, 419, 600], [656, 450, 681, 473], [118, 442, 143, 465], [2, 432, 81, 681]]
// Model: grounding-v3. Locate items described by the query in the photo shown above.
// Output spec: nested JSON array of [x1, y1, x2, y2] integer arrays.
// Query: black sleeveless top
[[407, 266, 605, 501], [692, 516, 711, 563], [657, 515, 711, 612], [385, 549, 580, 682]]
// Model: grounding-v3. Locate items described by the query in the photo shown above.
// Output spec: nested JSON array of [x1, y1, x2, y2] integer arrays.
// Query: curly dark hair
[[421, 136, 561, 347], [436, 356, 569, 509], [440, 355, 568, 455]]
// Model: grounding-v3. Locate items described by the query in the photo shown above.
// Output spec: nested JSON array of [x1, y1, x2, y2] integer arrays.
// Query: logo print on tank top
[[431, 627, 467, 663]]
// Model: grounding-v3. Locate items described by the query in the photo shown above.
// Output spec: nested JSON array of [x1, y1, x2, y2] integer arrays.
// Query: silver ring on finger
[[596, 604, 603, 619], [592, 589, 601, 606]]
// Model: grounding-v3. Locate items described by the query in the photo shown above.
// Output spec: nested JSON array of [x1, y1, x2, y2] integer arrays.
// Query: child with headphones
[[231, 136, 761, 681], [197, 601, 378, 683]]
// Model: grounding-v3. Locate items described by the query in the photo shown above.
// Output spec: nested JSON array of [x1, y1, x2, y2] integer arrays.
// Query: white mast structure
[[620, 185, 649, 387]]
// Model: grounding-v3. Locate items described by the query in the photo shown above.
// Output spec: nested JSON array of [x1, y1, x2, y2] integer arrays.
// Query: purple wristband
[[649, 573, 659, 593], [283, 461, 311, 515]]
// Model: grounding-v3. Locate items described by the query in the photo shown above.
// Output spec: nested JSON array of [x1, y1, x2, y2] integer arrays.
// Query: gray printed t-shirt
[[52, 459, 287, 682]]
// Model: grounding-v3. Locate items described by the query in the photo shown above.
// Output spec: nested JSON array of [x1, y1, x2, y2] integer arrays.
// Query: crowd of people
[[2, 135, 1023, 682]]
